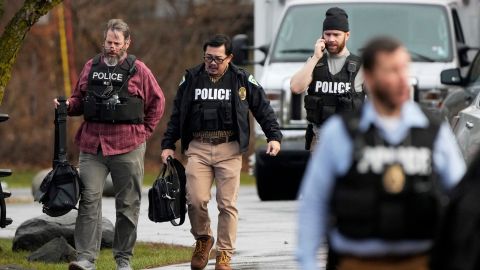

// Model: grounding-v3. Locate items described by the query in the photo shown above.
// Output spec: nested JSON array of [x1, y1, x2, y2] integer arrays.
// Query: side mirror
[[232, 34, 268, 66], [441, 68, 463, 86]]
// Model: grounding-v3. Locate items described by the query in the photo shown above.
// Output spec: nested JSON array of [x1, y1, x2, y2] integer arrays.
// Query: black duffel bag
[[148, 156, 186, 226], [38, 96, 80, 217]]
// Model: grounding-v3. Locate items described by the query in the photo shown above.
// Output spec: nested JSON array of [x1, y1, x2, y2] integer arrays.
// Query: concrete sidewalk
[[0, 187, 310, 270], [151, 187, 301, 270]]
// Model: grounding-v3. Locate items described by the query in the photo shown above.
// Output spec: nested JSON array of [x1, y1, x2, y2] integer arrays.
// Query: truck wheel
[[255, 148, 310, 201]]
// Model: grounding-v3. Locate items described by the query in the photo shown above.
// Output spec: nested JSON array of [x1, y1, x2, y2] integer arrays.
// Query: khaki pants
[[338, 255, 429, 270], [185, 139, 242, 257], [75, 143, 145, 263]]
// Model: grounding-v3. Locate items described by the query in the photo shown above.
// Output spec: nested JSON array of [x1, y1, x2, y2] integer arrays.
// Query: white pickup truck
[[233, 0, 480, 200]]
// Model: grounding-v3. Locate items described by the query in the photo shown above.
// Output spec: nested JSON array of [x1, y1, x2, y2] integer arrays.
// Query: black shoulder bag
[[38, 96, 80, 217], [148, 157, 186, 226]]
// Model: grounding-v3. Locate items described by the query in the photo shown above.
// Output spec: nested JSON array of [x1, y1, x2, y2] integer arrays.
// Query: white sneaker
[[68, 260, 96, 270], [116, 259, 132, 270]]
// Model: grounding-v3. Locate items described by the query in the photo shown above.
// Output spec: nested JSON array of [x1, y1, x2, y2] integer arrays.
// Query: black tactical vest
[[83, 54, 144, 124], [189, 70, 234, 132], [331, 115, 442, 240], [304, 54, 362, 125]]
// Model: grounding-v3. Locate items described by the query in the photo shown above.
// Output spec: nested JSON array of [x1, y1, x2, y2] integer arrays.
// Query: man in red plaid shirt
[[54, 19, 164, 270]]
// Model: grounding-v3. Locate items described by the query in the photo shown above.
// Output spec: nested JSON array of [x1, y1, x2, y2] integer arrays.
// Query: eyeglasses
[[204, 55, 228, 64]]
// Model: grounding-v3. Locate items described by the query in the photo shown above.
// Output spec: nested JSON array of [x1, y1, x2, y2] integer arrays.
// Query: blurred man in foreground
[[297, 36, 466, 270]]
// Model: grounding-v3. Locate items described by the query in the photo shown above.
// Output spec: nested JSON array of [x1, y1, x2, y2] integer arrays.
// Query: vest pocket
[[337, 95, 354, 113], [220, 102, 233, 129], [203, 108, 219, 130], [83, 95, 99, 120], [332, 187, 377, 238], [190, 104, 203, 131], [304, 95, 324, 124]]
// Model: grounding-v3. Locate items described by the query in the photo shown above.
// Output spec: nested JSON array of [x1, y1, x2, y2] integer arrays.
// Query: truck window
[[271, 3, 452, 63]]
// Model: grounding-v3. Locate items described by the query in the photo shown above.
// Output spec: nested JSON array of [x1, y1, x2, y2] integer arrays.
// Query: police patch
[[239, 87, 247, 101], [179, 75, 185, 86], [248, 74, 259, 86]]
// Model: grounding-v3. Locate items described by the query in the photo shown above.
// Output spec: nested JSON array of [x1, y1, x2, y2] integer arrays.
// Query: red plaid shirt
[[68, 55, 165, 156]]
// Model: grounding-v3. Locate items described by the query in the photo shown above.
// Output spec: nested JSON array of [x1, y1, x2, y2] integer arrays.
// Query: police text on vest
[[195, 88, 231, 101], [357, 146, 432, 175], [92, 72, 124, 82], [315, 81, 351, 94]]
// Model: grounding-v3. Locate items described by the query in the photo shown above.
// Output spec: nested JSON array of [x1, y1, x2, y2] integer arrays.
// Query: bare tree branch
[[0, 0, 63, 104]]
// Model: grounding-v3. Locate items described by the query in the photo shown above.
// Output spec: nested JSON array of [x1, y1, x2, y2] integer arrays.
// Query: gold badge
[[383, 164, 406, 194], [239, 87, 247, 101]]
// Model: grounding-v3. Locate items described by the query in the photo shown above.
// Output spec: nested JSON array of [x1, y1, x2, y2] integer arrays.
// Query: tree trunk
[[0, 0, 63, 104]]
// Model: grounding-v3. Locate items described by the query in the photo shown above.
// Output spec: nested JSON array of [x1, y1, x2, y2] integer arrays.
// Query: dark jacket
[[161, 63, 282, 153], [430, 152, 480, 270]]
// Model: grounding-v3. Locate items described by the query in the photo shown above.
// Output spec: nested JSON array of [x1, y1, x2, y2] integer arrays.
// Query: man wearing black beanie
[[291, 7, 364, 150]]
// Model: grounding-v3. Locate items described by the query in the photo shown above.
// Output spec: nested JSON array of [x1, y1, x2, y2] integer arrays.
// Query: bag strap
[[167, 156, 186, 226], [170, 203, 185, 226], [53, 96, 68, 166]]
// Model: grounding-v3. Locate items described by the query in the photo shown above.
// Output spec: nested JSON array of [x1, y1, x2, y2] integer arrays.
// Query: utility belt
[[193, 130, 237, 145], [338, 253, 429, 269], [83, 94, 144, 124]]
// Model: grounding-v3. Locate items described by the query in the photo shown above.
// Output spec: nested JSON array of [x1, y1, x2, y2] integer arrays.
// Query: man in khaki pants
[[161, 34, 282, 270]]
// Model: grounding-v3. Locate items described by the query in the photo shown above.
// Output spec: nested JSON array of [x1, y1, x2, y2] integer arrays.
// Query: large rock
[[27, 236, 76, 263], [12, 212, 114, 252], [32, 169, 114, 200]]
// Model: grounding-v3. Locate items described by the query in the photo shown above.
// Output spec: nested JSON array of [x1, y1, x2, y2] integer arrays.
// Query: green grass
[[143, 170, 158, 187], [144, 171, 256, 187], [0, 238, 191, 270], [240, 172, 256, 186], [3, 169, 255, 189], [2, 169, 37, 188]]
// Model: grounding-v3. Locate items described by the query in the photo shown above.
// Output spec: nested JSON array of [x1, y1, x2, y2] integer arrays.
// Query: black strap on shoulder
[[111, 55, 137, 97], [345, 54, 363, 96], [341, 112, 369, 161], [53, 96, 68, 166], [412, 108, 442, 150], [315, 54, 329, 68], [92, 54, 102, 66], [123, 54, 137, 76]]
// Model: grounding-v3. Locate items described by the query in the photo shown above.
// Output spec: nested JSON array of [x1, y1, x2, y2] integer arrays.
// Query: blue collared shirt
[[297, 101, 466, 270]]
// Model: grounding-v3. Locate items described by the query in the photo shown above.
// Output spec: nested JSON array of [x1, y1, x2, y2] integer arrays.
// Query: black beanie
[[323, 7, 349, 32]]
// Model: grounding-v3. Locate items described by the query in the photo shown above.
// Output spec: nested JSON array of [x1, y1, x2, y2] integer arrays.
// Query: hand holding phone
[[314, 38, 326, 60]]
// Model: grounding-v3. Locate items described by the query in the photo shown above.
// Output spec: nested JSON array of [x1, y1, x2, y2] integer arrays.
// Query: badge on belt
[[239, 87, 247, 101], [383, 164, 406, 194]]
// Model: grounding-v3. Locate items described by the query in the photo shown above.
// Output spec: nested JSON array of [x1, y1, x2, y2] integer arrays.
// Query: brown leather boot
[[191, 236, 215, 270], [215, 251, 232, 270]]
